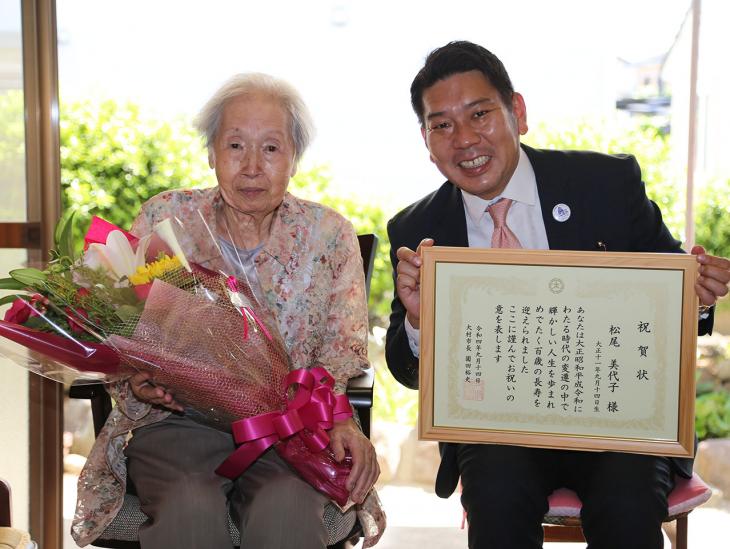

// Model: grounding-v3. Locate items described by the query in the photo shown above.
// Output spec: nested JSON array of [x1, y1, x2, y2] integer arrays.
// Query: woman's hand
[[329, 417, 380, 504], [128, 371, 184, 412]]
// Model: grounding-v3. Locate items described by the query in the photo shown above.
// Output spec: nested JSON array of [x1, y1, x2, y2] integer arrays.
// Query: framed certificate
[[418, 247, 699, 458]]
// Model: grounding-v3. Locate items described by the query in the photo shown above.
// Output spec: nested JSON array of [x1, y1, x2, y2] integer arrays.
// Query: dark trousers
[[457, 444, 674, 549], [125, 413, 332, 549]]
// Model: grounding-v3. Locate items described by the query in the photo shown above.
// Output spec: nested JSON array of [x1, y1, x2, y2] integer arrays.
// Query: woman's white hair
[[194, 72, 315, 162]]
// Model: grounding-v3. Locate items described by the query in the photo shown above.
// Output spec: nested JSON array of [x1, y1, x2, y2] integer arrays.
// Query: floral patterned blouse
[[71, 187, 385, 547]]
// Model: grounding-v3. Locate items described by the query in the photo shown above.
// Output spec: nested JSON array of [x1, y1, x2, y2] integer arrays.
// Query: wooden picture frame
[[419, 247, 698, 458]]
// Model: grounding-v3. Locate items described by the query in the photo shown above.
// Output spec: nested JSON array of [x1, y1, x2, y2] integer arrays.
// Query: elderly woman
[[71, 73, 385, 549]]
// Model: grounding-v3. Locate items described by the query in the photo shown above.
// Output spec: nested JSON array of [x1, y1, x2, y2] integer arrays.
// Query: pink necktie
[[487, 198, 522, 249]]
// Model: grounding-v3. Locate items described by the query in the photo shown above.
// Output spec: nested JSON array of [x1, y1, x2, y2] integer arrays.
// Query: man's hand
[[329, 418, 379, 504], [395, 238, 434, 329], [128, 371, 184, 412], [692, 245, 730, 306]]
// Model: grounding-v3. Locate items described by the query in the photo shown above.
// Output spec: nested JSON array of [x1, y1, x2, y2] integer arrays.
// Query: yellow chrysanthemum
[[128, 254, 182, 286], [128, 268, 150, 286]]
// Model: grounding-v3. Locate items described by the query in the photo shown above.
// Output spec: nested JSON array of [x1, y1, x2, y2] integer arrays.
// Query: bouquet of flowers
[[0, 211, 354, 508]]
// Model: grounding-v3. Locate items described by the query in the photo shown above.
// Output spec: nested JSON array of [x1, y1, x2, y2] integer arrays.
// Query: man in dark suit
[[385, 41, 730, 549]]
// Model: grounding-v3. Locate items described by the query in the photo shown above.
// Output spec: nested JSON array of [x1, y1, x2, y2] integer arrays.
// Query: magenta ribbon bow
[[215, 366, 352, 479]]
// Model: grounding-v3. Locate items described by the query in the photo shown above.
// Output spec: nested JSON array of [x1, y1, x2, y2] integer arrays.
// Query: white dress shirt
[[405, 148, 549, 356]]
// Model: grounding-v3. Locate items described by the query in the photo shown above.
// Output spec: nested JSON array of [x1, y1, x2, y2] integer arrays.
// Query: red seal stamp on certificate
[[463, 381, 484, 401]]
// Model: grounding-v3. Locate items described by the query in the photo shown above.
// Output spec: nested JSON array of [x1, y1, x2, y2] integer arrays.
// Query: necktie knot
[[487, 198, 513, 228], [486, 198, 522, 249]]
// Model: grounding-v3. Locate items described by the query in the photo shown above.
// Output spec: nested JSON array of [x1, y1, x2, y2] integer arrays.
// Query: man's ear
[[512, 92, 529, 135]]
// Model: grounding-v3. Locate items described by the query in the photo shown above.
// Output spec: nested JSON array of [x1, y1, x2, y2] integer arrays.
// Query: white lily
[[153, 218, 192, 272], [83, 230, 152, 283]]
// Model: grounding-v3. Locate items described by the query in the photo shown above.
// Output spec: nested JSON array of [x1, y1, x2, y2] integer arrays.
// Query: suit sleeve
[[384, 218, 420, 389], [624, 156, 682, 254]]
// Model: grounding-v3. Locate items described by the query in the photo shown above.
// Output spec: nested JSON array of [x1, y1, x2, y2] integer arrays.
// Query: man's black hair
[[410, 41, 514, 125]]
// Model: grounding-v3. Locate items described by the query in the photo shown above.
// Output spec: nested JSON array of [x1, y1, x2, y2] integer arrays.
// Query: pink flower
[[3, 298, 31, 324], [3, 294, 46, 325], [75, 287, 91, 304], [64, 307, 89, 334]]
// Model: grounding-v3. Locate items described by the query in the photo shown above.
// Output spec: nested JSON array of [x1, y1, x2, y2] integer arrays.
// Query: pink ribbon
[[216, 367, 352, 479], [225, 276, 272, 341], [84, 215, 139, 250]]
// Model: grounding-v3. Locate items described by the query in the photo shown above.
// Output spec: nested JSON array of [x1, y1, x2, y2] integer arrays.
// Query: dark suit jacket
[[385, 144, 714, 498]]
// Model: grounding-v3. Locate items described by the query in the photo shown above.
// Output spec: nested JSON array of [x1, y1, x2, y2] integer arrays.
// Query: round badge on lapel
[[552, 203, 571, 223]]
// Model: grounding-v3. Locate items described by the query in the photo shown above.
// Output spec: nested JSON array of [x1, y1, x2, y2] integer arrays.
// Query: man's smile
[[458, 155, 491, 169]]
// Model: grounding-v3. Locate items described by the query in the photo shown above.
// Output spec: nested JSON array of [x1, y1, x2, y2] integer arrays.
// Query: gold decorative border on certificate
[[443, 273, 671, 432]]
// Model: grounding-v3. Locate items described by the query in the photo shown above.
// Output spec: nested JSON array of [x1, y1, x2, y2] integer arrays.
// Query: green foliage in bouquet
[[0, 212, 143, 340], [0, 208, 77, 298]]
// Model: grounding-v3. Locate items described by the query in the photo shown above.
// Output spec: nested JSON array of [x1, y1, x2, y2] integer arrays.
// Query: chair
[[69, 233, 379, 549], [541, 473, 713, 549], [0, 478, 36, 549], [0, 478, 10, 528]]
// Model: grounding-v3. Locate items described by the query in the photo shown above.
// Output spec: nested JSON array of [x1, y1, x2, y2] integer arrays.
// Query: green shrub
[[694, 178, 730, 258], [368, 329, 418, 426], [58, 99, 396, 323], [0, 90, 26, 220], [695, 389, 730, 440], [60, 99, 215, 244]]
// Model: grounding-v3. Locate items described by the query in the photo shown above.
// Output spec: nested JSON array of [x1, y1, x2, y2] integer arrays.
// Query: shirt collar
[[461, 147, 537, 225]]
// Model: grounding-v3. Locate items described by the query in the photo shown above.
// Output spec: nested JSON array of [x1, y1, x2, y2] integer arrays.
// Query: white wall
[[0, 250, 31, 531]]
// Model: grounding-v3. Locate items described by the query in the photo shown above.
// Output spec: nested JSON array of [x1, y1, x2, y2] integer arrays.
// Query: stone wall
[[694, 438, 730, 502]]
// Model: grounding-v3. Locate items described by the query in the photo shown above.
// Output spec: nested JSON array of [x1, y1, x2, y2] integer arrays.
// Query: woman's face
[[211, 94, 296, 222]]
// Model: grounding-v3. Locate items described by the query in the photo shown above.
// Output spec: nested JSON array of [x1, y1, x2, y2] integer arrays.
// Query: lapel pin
[[552, 203, 571, 222]]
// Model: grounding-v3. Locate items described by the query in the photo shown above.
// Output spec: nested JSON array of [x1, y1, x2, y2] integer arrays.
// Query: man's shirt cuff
[[404, 315, 420, 358], [699, 305, 713, 320]]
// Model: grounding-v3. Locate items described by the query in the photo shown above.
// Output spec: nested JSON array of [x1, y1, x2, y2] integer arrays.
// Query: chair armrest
[[346, 368, 374, 438], [345, 368, 373, 408]]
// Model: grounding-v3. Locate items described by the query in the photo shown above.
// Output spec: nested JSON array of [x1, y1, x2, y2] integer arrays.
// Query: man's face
[[420, 70, 527, 200]]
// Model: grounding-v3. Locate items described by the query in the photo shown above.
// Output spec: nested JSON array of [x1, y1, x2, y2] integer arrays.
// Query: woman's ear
[[208, 150, 215, 169]]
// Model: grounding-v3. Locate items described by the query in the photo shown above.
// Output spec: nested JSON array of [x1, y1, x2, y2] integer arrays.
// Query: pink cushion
[[545, 473, 713, 519], [667, 474, 713, 516], [546, 488, 582, 518]]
